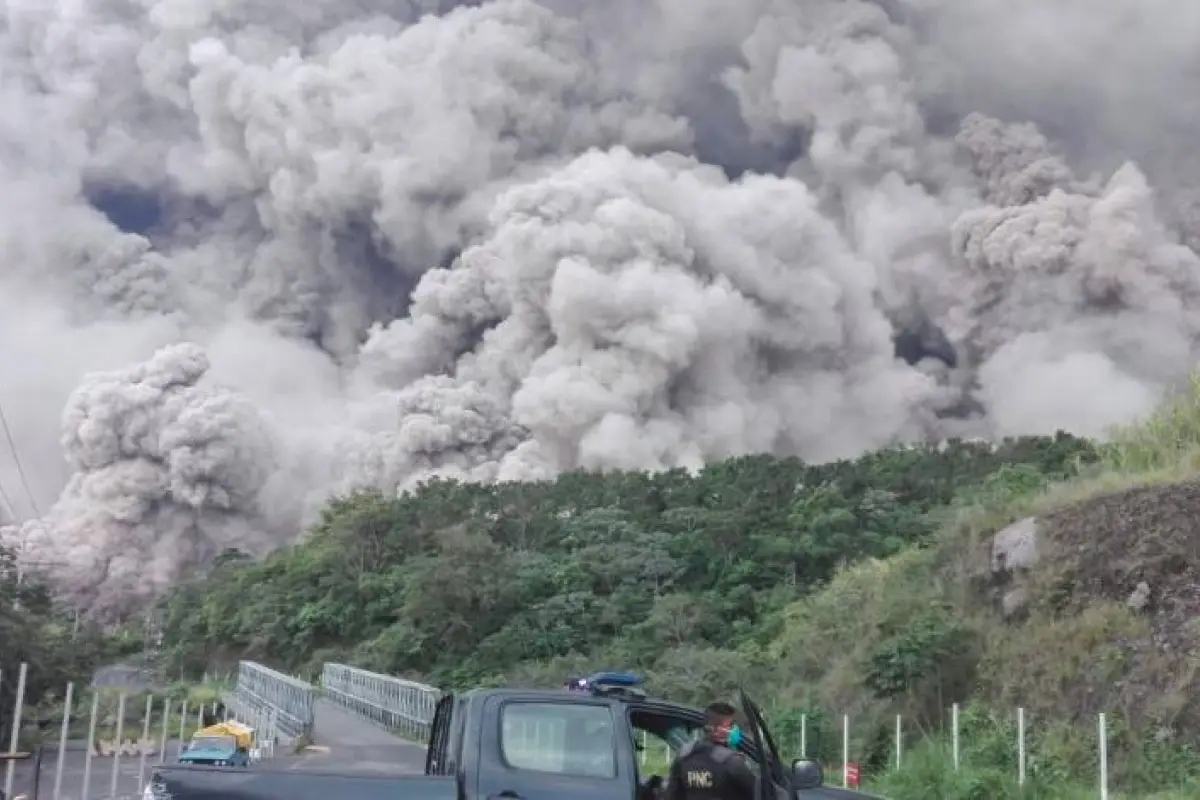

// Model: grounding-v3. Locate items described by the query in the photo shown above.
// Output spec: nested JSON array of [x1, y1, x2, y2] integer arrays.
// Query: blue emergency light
[[564, 671, 645, 695]]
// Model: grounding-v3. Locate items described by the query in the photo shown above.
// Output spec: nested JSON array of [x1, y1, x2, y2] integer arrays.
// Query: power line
[[0, 393, 40, 518]]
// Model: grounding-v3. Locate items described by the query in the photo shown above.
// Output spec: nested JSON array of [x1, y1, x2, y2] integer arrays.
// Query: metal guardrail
[[219, 690, 279, 758], [234, 661, 316, 740], [320, 663, 441, 742]]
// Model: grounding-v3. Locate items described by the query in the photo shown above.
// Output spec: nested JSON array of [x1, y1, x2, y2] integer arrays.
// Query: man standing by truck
[[663, 702, 757, 800]]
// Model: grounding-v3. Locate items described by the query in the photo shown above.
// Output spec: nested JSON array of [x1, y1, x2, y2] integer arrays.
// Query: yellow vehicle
[[205, 721, 254, 749], [179, 721, 255, 767]]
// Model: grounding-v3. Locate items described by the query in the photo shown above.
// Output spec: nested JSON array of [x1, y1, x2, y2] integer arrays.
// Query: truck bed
[[148, 764, 458, 800]]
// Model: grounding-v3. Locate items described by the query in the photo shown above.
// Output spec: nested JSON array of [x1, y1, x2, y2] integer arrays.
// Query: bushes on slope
[[156, 433, 1096, 690]]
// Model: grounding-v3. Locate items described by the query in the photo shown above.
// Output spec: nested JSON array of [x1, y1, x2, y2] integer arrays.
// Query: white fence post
[[82, 691, 99, 799], [1098, 713, 1108, 800], [1017, 707, 1026, 786], [842, 714, 849, 789], [138, 693, 153, 792], [952, 702, 960, 770], [109, 691, 127, 798], [179, 699, 189, 751], [159, 698, 172, 764], [53, 681, 74, 800], [800, 714, 807, 758], [895, 714, 902, 769], [3, 662, 27, 800]]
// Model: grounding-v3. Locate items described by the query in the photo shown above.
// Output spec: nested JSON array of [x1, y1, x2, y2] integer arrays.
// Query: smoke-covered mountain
[[1, 0, 1197, 617]]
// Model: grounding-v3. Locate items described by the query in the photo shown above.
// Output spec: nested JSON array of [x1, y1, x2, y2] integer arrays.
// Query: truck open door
[[739, 689, 830, 795], [738, 689, 792, 800]]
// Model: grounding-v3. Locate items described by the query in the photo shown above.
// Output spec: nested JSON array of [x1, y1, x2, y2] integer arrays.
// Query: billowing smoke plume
[[0, 0, 1197, 616], [15, 344, 278, 608]]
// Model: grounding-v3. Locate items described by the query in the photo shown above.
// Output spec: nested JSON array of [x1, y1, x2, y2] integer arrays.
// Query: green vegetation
[[1, 546, 128, 744], [870, 709, 1200, 799], [157, 434, 1094, 685], [784, 383, 1200, 798]]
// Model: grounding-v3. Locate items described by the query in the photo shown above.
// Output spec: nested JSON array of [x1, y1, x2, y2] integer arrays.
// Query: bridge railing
[[233, 661, 315, 741], [219, 689, 280, 759], [320, 663, 441, 743]]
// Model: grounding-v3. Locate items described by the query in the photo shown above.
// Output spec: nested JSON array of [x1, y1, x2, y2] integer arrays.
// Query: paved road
[[287, 698, 426, 775]]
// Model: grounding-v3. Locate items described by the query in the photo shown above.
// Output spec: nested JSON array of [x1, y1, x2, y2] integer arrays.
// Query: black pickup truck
[[146, 675, 878, 800]]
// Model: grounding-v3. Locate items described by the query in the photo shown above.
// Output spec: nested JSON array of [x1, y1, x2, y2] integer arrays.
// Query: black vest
[[673, 740, 742, 800]]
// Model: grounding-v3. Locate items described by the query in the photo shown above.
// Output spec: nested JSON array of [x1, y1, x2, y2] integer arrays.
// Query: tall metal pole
[[951, 703, 960, 770], [81, 692, 99, 799], [1099, 713, 1109, 800], [52, 682, 74, 800], [178, 700, 189, 758], [1017, 707, 1026, 786], [138, 693, 154, 792], [3, 662, 28, 799], [158, 698, 172, 765], [109, 692, 127, 798]]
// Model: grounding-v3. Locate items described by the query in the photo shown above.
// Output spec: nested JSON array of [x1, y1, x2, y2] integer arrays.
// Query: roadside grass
[[867, 734, 1200, 800], [868, 737, 1158, 799]]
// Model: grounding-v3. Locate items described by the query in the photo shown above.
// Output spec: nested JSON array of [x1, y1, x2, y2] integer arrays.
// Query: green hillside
[[156, 435, 1094, 688], [149, 383, 1200, 797]]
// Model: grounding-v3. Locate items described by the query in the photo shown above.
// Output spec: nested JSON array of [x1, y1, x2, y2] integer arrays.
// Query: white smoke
[[0, 0, 1196, 616]]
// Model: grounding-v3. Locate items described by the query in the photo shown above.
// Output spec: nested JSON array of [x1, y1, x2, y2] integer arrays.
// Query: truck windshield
[[500, 702, 616, 779], [188, 735, 235, 751]]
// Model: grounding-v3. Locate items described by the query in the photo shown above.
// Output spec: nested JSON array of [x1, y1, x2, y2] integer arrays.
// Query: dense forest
[[156, 433, 1097, 700]]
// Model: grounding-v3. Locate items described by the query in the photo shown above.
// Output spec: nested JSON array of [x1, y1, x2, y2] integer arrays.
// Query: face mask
[[726, 724, 744, 749]]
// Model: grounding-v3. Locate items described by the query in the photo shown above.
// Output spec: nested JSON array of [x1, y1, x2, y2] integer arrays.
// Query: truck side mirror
[[791, 759, 822, 789]]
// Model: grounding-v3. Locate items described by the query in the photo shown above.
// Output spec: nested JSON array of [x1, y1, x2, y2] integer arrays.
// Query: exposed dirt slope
[[1002, 480, 1200, 734], [1044, 480, 1200, 653]]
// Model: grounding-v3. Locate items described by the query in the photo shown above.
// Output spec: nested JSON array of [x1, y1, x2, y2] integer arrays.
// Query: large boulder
[[991, 517, 1039, 573], [974, 516, 1040, 620]]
